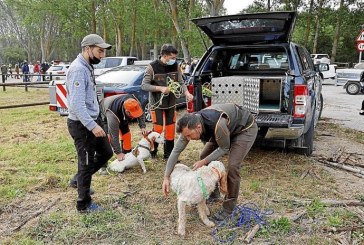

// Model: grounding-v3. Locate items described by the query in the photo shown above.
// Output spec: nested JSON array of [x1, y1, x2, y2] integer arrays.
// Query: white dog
[[108, 131, 165, 173], [170, 161, 227, 236]]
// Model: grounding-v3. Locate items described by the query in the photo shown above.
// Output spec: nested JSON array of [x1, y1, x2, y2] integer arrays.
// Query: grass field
[[1, 88, 364, 244]]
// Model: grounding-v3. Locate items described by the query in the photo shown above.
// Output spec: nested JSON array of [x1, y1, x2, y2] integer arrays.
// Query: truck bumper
[[264, 126, 304, 139]]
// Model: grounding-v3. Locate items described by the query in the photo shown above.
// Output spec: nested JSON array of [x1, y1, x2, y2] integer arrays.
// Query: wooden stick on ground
[[323, 226, 364, 233], [290, 210, 307, 222], [244, 224, 260, 244], [12, 197, 61, 232], [317, 159, 364, 177]]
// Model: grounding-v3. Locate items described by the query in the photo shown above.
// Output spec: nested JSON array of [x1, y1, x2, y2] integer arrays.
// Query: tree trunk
[[267, 0, 271, 11], [129, 1, 137, 57], [303, 0, 314, 47], [312, 0, 324, 54], [168, 0, 190, 61], [115, 23, 122, 56], [331, 0, 344, 63], [153, 0, 160, 60], [205, 0, 225, 16], [91, 1, 97, 33]]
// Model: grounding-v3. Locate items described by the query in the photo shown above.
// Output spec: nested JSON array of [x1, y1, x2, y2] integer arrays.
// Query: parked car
[[338, 63, 364, 94], [94, 56, 138, 76], [317, 63, 337, 85], [45, 64, 69, 81], [188, 11, 326, 155], [95, 64, 186, 122], [311, 54, 331, 64]]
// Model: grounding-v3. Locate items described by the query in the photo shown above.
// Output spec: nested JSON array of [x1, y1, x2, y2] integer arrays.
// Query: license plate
[[58, 107, 69, 114]]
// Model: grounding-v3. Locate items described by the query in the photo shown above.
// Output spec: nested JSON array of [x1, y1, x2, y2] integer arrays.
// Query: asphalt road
[[321, 84, 364, 132]]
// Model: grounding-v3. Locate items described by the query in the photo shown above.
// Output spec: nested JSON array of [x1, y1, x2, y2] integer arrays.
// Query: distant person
[[41, 62, 48, 81], [14, 63, 20, 79], [28, 63, 34, 82], [8, 64, 12, 78], [1, 64, 7, 83], [360, 100, 364, 115], [66, 33, 113, 213], [21, 60, 30, 82], [34, 61, 40, 81], [190, 58, 198, 74]]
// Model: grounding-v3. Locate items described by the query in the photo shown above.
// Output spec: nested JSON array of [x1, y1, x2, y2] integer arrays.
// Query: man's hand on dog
[[117, 153, 125, 161], [162, 177, 170, 197], [141, 128, 148, 136], [192, 159, 208, 171]]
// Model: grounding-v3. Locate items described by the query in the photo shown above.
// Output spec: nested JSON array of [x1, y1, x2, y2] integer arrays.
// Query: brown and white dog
[[170, 161, 227, 236], [108, 131, 165, 173]]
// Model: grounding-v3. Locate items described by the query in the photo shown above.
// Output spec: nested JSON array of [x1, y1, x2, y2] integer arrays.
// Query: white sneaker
[[99, 167, 109, 175]]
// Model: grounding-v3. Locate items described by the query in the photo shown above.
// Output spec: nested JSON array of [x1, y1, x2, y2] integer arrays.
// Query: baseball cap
[[81, 34, 112, 50], [124, 98, 143, 118]]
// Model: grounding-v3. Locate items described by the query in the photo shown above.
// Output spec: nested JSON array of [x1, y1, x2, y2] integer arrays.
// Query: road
[[321, 84, 364, 132]]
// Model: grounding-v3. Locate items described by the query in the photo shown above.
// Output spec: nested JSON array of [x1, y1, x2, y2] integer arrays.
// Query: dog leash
[[211, 203, 273, 243]]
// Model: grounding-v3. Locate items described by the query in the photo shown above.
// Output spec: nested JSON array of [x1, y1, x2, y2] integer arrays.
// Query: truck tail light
[[293, 85, 308, 118], [104, 91, 126, 98], [49, 105, 57, 111], [187, 84, 194, 112]]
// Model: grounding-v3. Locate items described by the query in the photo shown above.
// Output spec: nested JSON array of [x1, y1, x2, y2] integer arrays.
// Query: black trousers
[[67, 118, 113, 210]]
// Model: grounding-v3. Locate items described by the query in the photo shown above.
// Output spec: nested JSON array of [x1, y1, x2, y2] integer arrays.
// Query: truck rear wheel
[[296, 107, 315, 156]]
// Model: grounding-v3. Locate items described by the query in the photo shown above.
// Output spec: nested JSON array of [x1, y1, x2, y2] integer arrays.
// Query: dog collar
[[211, 166, 221, 179]]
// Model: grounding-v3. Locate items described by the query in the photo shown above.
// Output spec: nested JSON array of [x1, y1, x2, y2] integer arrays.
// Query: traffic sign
[[357, 42, 364, 52], [356, 29, 364, 42]]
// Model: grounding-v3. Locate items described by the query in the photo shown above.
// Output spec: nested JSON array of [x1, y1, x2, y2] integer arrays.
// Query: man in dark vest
[[162, 103, 258, 222], [141, 44, 193, 159]]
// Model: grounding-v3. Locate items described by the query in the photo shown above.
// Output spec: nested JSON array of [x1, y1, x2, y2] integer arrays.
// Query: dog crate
[[211, 76, 283, 113]]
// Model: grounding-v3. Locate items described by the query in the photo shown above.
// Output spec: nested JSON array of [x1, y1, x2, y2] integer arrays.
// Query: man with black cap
[[66, 34, 113, 213], [141, 44, 193, 160]]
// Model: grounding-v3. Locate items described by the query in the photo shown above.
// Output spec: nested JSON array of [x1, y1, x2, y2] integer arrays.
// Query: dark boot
[[164, 140, 174, 159], [207, 184, 221, 203], [150, 142, 159, 159]]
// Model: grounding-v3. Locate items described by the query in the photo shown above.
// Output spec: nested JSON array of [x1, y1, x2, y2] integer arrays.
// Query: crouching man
[[98, 94, 148, 174], [162, 103, 258, 222]]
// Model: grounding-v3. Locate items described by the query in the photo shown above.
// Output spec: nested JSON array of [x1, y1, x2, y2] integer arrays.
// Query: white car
[[94, 56, 138, 76], [45, 64, 69, 81], [311, 54, 331, 64], [320, 64, 337, 85]]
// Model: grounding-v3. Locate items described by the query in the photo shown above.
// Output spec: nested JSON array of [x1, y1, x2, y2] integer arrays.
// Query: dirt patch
[[313, 119, 364, 200]]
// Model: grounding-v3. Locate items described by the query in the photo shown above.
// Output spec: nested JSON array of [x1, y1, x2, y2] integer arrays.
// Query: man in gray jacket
[[162, 103, 258, 221], [66, 34, 113, 213]]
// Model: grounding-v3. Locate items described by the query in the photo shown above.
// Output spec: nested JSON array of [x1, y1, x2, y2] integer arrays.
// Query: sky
[[224, 0, 255, 15]]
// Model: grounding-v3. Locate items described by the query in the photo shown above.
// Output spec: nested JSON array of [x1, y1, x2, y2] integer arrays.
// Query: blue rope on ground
[[211, 203, 273, 243]]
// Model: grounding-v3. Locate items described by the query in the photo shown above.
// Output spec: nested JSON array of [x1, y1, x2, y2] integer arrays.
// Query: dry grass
[[1, 89, 364, 244]]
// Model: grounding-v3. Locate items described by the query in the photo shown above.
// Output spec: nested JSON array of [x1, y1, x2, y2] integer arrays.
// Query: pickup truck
[[188, 11, 326, 155]]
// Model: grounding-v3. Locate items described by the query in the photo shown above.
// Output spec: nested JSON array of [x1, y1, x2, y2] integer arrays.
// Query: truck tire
[[142, 101, 152, 122], [346, 82, 360, 95], [316, 93, 323, 123], [296, 108, 315, 156]]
